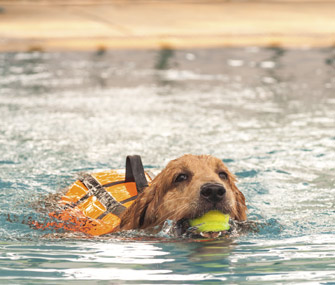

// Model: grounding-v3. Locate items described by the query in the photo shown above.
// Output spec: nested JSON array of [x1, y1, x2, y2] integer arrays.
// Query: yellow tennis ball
[[189, 210, 230, 232]]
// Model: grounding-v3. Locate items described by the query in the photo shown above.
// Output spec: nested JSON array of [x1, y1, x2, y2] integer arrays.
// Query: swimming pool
[[0, 47, 334, 283]]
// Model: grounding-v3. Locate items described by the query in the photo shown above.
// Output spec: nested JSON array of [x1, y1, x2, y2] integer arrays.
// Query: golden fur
[[119, 154, 247, 231]]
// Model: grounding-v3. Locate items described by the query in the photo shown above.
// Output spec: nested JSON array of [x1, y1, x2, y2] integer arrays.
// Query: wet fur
[[119, 154, 247, 231]]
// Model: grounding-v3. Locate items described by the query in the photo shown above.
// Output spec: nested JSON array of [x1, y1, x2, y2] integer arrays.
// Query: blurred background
[[1, 0, 335, 51]]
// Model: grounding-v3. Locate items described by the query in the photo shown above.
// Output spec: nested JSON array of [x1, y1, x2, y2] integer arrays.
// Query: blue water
[[0, 47, 334, 283]]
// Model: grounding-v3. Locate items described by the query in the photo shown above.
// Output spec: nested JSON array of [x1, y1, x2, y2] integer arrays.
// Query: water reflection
[[324, 46, 335, 68], [261, 46, 285, 84], [155, 45, 175, 70], [2, 234, 334, 283], [154, 45, 179, 90], [90, 46, 108, 88]]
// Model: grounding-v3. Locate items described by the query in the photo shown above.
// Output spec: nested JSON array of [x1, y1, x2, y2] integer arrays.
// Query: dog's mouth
[[197, 231, 229, 238]]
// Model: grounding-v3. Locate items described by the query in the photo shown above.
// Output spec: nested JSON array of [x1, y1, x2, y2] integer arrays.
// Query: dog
[[33, 154, 247, 238], [119, 154, 247, 236]]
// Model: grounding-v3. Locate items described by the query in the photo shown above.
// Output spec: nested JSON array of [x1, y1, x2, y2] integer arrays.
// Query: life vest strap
[[102, 180, 126, 188], [125, 155, 148, 193], [81, 174, 126, 217], [119, 195, 138, 204]]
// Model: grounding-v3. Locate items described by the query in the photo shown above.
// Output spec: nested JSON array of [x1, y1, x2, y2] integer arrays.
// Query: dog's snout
[[200, 183, 226, 203]]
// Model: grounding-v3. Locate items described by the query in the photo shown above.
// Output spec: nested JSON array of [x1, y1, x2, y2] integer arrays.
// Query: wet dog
[[119, 154, 247, 235]]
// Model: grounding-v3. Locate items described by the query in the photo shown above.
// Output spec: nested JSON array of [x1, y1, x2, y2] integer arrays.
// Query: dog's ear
[[119, 170, 169, 230], [228, 176, 247, 221], [119, 186, 156, 230]]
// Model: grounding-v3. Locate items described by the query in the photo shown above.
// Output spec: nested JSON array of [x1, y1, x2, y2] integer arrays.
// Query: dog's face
[[119, 154, 247, 232]]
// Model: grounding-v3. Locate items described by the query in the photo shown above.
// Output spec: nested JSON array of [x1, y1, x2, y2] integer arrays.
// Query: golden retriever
[[119, 154, 247, 235]]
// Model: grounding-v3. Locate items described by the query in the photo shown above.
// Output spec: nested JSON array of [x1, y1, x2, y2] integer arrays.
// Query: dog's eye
[[218, 171, 228, 180], [175, 173, 188, 183]]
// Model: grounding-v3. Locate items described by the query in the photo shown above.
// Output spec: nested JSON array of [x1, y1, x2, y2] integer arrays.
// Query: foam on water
[[0, 47, 334, 283]]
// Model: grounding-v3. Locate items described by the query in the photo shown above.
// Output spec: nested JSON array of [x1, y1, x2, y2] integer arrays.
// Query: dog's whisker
[[154, 205, 190, 226], [153, 197, 189, 213]]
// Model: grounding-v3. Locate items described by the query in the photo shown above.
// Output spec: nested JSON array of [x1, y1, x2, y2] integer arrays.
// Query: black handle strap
[[125, 155, 148, 193]]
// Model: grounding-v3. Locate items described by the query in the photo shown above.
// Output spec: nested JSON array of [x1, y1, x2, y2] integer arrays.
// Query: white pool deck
[[0, 0, 335, 51]]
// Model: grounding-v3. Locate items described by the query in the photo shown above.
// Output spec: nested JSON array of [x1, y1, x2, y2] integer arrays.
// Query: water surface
[[0, 47, 334, 283]]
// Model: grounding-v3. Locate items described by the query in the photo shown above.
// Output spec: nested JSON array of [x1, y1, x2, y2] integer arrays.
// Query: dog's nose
[[200, 183, 226, 203]]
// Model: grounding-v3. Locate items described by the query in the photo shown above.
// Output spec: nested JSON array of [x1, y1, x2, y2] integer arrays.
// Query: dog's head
[[119, 154, 247, 232]]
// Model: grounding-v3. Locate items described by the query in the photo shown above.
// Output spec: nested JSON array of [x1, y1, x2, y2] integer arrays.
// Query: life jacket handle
[[125, 155, 148, 193]]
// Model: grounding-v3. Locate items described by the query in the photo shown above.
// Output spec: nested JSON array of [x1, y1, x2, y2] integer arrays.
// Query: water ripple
[[0, 48, 334, 283]]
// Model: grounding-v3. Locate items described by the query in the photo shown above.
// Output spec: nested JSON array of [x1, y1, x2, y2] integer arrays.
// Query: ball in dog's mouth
[[175, 210, 230, 237], [189, 210, 230, 232]]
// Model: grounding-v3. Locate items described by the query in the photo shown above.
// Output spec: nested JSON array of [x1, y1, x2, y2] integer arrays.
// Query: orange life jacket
[[43, 155, 153, 236]]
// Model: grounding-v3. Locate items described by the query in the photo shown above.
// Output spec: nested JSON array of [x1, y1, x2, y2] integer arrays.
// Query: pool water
[[0, 47, 334, 284]]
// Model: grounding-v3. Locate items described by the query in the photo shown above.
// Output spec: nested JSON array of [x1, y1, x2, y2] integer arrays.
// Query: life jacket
[[43, 155, 153, 236]]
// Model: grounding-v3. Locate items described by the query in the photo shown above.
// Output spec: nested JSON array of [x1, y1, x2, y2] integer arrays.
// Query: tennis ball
[[189, 210, 230, 232]]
